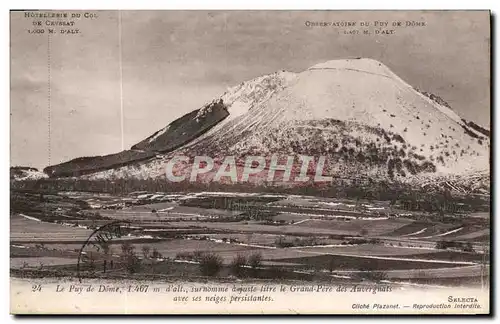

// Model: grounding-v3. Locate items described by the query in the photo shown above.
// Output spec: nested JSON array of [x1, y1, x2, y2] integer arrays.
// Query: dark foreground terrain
[[10, 189, 490, 288]]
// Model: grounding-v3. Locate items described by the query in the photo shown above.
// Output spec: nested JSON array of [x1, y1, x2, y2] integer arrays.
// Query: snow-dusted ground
[[11, 169, 48, 181], [294, 249, 477, 265], [415, 227, 464, 240], [401, 228, 427, 237], [20, 214, 41, 222]]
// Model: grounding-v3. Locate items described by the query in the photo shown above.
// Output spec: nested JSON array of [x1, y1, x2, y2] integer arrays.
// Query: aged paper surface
[[10, 10, 490, 315]]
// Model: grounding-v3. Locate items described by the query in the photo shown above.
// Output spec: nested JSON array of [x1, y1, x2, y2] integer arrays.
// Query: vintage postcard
[[10, 10, 491, 314]]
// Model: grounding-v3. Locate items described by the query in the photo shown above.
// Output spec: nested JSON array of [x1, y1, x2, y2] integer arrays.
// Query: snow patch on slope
[[220, 70, 298, 122], [148, 125, 170, 143], [11, 169, 48, 181]]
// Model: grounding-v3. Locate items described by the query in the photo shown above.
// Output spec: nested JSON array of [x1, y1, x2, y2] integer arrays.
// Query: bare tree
[[248, 252, 262, 269], [480, 242, 490, 291], [151, 248, 162, 259], [248, 252, 263, 277], [142, 245, 151, 259], [328, 257, 336, 273], [230, 254, 247, 277], [120, 242, 141, 274], [100, 241, 111, 273], [121, 242, 134, 255], [150, 247, 162, 275]]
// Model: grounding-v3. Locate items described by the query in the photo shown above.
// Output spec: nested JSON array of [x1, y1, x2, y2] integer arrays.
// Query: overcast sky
[[11, 10, 490, 169]]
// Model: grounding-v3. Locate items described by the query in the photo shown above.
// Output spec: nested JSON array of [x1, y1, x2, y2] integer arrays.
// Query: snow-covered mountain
[[45, 58, 490, 189], [10, 167, 48, 181]]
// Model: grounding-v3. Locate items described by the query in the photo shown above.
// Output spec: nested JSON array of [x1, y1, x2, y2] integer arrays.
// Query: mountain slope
[[131, 99, 228, 152], [10, 167, 48, 181], [43, 100, 229, 177], [46, 58, 490, 187]]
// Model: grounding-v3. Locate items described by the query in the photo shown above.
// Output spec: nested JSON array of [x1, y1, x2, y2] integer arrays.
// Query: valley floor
[[10, 190, 490, 288]]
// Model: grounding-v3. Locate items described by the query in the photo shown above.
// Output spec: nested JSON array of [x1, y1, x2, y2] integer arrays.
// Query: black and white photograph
[[9, 10, 491, 314]]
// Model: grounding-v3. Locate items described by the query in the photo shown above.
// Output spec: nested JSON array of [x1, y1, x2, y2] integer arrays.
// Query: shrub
[[124, 253, 141, 274], [463, 242, 475, 253], [151, 248, 162, 259], [436, 240, 468, 250], [403, 159, 417, 175], [175, 251, 193, 260], [248, 252, 263, 269], [393, 134, 405, 143], [120, 242, 141, 274], [357, 267, 388, 282], [435, 241, 448, 249], [275, 237, 294, 248], [121, 242, 134, 255], [419, 161, 437, 173], [193, 250, 204, 261], [142, 245, 151, 259], [230, 254, 247, 277], [199, 253, 223, 277], [266, 267, 288, 279], [413, 153, 426, 161]]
